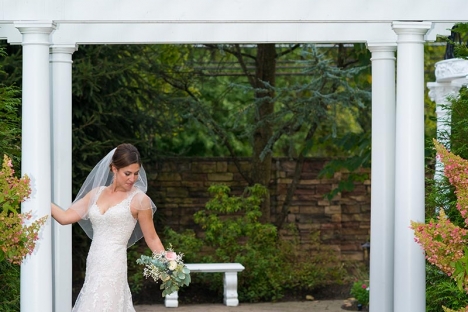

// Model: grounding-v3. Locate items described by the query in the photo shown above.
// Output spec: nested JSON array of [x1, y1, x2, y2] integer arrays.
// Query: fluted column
[[50, 44, 77, 312], [392, 21, 431, 312], [367, 42, 397, 312], [15, 21, 56, 312]]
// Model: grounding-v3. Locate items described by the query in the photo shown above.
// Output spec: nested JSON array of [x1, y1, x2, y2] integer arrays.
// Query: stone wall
[[146, 157, 371, 263]]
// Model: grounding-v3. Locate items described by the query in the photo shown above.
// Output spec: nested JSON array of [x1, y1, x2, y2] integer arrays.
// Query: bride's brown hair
[[110, 143, 141, 170]]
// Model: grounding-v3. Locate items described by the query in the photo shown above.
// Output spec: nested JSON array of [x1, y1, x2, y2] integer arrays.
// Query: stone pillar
[[392, 21, 431, 312], [367, 42, 397, 312], [14, 21, 56, 312], [50, 44, 77, 312]]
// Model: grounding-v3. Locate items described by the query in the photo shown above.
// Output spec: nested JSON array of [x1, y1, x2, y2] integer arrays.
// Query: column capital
[[50, 44, 78, 64], [392, 21, 432, 40], [50, 44, 78, 54], [14, 21, 56, 46], [427, 82, 462, 105], [14, 21, 56, 34], [434, 58, 468, 82], [367, 42, 397, 52], [367, 43, 397, 61]]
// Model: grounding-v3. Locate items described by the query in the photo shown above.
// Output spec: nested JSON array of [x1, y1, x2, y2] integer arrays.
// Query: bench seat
[[165, 263, 245, 308]]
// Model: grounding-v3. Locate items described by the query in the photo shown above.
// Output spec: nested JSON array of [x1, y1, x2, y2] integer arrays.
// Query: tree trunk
[[251, 43, 276, 223]]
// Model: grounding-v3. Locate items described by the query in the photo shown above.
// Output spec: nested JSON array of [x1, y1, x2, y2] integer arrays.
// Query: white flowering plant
[[136, 247, 191, 296]]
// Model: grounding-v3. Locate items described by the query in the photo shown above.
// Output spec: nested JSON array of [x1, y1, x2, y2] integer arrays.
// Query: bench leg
[[223, 272, 239, 306], [165, 291, 179, 308]]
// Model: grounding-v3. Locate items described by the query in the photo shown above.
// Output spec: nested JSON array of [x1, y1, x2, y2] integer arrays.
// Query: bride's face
[[112, 163, 140, 191]]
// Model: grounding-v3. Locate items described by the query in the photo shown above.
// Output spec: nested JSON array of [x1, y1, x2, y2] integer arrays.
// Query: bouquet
[[136, 247, 191, 296]]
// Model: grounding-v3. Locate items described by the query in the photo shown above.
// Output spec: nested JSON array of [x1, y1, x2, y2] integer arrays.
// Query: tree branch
[[275, 44, 301, 58], [160, 72, 254, 185], [275, 122, 318, 230]]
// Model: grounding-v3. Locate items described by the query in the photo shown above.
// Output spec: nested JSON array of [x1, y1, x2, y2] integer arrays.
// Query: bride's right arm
[[51, 192, 91, 225], [51, 203, 82, 225]]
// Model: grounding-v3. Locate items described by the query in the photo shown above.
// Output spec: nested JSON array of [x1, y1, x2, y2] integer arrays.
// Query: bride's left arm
[[134, 194, 165, 253]]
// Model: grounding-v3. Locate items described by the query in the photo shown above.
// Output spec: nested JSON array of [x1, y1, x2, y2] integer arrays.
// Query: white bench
[[165, 263, 245, 308]]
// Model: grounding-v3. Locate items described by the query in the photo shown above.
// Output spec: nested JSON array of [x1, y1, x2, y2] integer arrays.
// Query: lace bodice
[[72, 187, 138, 312]]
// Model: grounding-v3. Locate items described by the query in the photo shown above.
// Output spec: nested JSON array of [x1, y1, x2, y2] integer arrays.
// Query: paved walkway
[[135, 299, 347, 312]]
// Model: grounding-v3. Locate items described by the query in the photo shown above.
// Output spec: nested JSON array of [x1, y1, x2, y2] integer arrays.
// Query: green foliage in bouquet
[[136, 248, 191, 297]]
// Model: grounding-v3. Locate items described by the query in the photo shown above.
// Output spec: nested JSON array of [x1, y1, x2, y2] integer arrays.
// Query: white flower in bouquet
[[168, 260, 178, 271], [136, 247, 191, 297]]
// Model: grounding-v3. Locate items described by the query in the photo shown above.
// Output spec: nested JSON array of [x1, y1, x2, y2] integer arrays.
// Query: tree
[[162, 43, 372, 226]]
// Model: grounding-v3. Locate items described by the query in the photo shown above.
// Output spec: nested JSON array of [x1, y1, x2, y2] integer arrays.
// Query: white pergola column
[[50, 44, 77, 312], [367, 43, 397, 312], [392, 21, 431, 312], [427, 82, 463, 180], [15, 21, 56, 312]]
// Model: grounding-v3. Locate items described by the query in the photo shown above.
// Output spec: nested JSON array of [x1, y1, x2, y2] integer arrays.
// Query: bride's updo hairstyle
[[110, 143, 142, 171]]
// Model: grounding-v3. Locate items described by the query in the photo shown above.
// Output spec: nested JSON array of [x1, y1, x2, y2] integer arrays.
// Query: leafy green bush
[[426, 264, 468, 312], [280, 228, 348, 291], [0, 47, 22, 166], [0, 260, 20, 312], [164, 183, 347, 302], [350, 280, 369, 307]]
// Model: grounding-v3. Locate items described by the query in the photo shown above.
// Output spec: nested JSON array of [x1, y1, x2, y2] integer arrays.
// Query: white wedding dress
[[73, 187, 138, 312]]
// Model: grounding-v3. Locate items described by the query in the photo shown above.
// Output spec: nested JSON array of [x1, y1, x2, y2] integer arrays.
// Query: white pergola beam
[[1, 0, 468, 22], [51, 22, 399, 45], [1, 22, 454, 46]]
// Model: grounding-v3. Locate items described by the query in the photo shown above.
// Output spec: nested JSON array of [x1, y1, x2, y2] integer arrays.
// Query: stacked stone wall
[[147, 157, 370, 263]]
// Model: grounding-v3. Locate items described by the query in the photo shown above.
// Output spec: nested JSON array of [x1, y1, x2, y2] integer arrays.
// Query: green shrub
[[426, 264, 468, 312], [163, 183, 347, 302], [0, 260, 20, 312], [350, 280, 369, 307], [277, 224, 348, 291]]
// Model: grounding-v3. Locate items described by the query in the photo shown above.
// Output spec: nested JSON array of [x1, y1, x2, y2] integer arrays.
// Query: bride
[[52, 143, 168, 311]]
